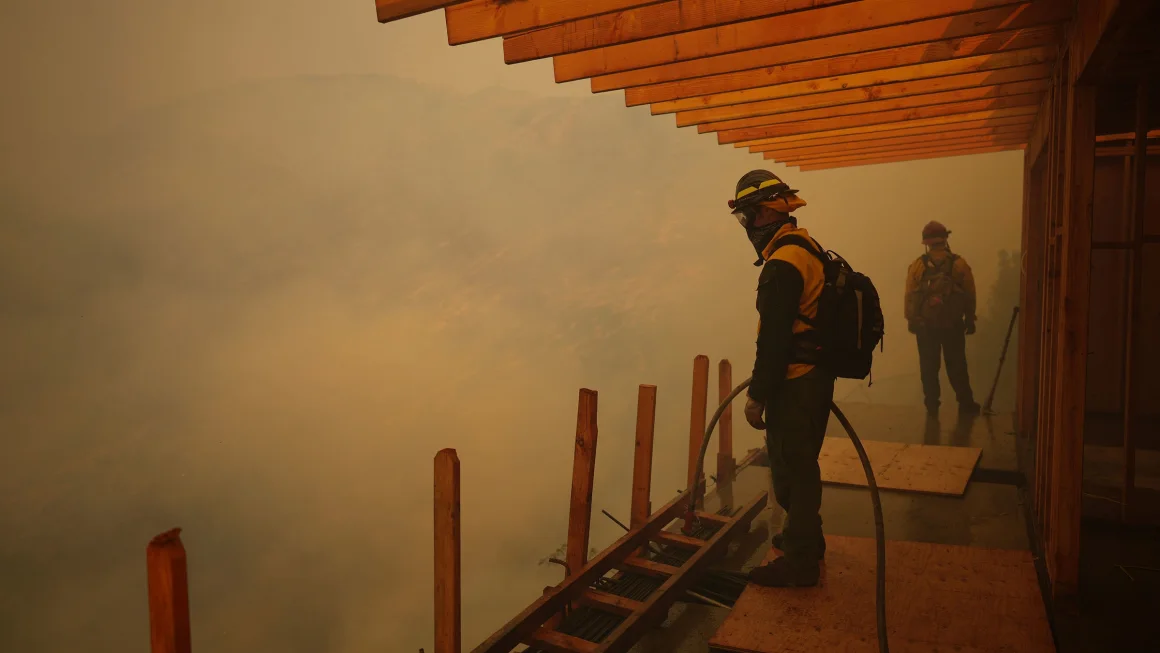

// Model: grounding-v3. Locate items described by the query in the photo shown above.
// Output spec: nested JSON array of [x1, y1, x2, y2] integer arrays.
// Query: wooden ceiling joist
[[502, 0, 856, 64], [716, 93, 1042, 144], [745, 117, 1035, 152], [628, 26, 1059, 107], [676, 64, 1050, 127], [647, 45, 1054, 114], [796, 144, 1025, 171], [445, 1, 668, 45], [375, 0, 464, 22], [766, 130, 1031, 161], [733, 108, 1037, 148], [775, 134, 1030, 164], [695, 78, 1049, 134]]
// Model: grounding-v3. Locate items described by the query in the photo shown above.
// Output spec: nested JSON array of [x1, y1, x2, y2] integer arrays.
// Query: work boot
[[772, 532, 826, 560], [959, 401, 981, 416], [748, 556, 820, 588]]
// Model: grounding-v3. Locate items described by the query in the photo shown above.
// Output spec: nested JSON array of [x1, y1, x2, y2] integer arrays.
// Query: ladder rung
[[693, 511, 731, 525], [652, 530, 706, 549], [623, 556, 681, 577], [577, 588, 643, 616], [525, 627, 598, 653]]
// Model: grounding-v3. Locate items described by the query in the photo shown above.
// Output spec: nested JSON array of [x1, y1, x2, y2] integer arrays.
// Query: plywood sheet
[[708, 536, 1054, 653], [819, 437, 982, 496]]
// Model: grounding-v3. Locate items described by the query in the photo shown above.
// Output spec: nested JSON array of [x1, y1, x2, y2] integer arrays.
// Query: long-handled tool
[[983, 306, 1020, 416], [686, 377, 889, 653]]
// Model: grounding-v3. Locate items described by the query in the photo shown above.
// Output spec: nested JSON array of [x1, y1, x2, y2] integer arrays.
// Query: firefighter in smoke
[[732, 170, 832, 588], [905, 221, 981, 417]]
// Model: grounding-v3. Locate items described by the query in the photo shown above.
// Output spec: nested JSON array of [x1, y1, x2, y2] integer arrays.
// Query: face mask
[[746, 221, 785, 264]]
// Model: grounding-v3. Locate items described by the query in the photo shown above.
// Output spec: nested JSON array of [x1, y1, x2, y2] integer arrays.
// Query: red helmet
[[922, 220, 950, 245]]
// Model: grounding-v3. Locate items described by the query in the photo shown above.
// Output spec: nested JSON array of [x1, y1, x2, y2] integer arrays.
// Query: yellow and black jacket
[[904, 248, 977, 329], [748, 223, 827, 404]]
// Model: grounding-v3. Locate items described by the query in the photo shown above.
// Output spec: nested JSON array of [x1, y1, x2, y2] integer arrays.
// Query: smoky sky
[[2, 3, 1024, 652]]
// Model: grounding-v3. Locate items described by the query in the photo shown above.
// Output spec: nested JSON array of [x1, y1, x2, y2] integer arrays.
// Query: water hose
[[687, 376, 889, 653]]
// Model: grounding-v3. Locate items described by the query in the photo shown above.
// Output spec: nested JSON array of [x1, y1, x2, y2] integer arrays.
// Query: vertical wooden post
[[1122, 78, 1149, 522], [1048, 80, 1095, 599], [146, 528, 192, 653], [434, 448, 461, 653], [717, 360, 735, 483], [631, 385, 657, 529], [687, 355, 710, 509], [567, 389, 599, 579]]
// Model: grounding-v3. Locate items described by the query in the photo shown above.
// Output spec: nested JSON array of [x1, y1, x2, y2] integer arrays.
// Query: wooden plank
[[633, 27, 1059, 108], [733, 107, 1038, 148], [717, 94, 1043, 145], [678, 63, 1051, 128], [146, 529, 192, 653], [652, 530, 707, 549], [798, 144, 1025, 170], [707, 537, 1054, 653], [577, 589, 644, 616], [468, 491, 693, 653], [1025, 86, 1054, 168], [698, 79, 1050, 134], [590, 1, 1071, 90], [631, 384, 657, 529], [434, 449, 462, 653], [526, 628, 598, 653], [445, 1, 667, 44], [767, 128, 1031, 160], [375, 0, 462, 23], [1064, 0, 1154, 85], [647, 45, 1054, 114], [688, 355, 710, 508], [814, 437, 984, 496], [693, 510, 732, 525], [595, 492, 769, 653], [552, 0, 1030, 82], [751, 121, 1032, 154], [776, 135, 1030, 164], [623, 556, 682, 578], [717, 359, 735, 483], [1123, 79, 1148, 522], [1047, 83, 1095, 598], [568, 389, 600, 579], [503, 0, 855, 64]]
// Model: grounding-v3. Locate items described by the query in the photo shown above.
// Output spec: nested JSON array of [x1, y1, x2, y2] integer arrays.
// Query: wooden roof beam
[[678, 64, 1050, 128], [768, 131, 1031, 162], [697, 78, 1049, 134], [747, 119, 1034, 152], [501, 0, 856, 64], [717, 94, 1043, 144], [445, 1, 670, 45], [796, 144, 1026, 171], [589, 1, 1071, 91], [375, 0, 464, 23], [1068, 0, 1154, 84], [734, 108, 1037, 147], [552, 0, 1039, 82], [632, 25, 1060, 107], [775, 135, 1030, 164]]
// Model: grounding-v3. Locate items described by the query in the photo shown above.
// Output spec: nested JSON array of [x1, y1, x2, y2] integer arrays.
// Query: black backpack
[[769, 235, 885, 380]]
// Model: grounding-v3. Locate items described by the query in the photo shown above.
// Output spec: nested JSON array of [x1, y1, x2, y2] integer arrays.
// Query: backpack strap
[[769, 234, 829, 266]]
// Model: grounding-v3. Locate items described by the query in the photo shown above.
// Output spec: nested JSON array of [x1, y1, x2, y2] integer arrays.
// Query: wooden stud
[[146, 529, 192, 653], [750, 120, 1033, 154], [652, 530, 707, 549], [434, 449, 462, 653], [780, 135, 1030, 165], [717, 360, 735, 483], [770, 131, 1030, 162], [502, 0, 852, 64], [1017, 148, 1047, 443], [796, 144, 1026, 171], [445, 1, 665, 45], [577, 589, 645, 616], [634, 31, 1058, 109], [631, 384, 657, 528], [589, 1, 1071, 90], [552, 0, 1031, 82], [525, 628, 599, 653], [688, 355, 710, 509], [1122, 78, 1148, 522], [678, 64, 1052, 128], [374, 0, 463, 23], [567, 389, 599, 581]]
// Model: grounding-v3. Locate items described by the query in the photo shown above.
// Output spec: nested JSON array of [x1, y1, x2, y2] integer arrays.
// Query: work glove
[[744, 397, 767, 430], [965, 320, 976, 336]]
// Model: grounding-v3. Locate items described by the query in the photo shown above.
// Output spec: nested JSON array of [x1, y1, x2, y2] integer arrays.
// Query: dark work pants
[[765, 367, 835, 567], [916, 326, 975, 409]]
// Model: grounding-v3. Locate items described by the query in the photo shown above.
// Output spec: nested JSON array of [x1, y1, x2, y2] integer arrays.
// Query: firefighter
[[905, 221, 981, 416], [731, 169, 832, 588]]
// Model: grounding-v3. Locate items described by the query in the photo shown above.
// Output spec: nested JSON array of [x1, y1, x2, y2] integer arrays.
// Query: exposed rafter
[[778, 135, 1030, 165], [747, 120, 1034, 153], [733, 108, 1038, 147], [796, 144, 1026, 170], [445, 1, 669, 44], [770, 132, 1031, 162]]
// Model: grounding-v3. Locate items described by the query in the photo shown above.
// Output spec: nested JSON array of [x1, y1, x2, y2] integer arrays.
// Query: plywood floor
[[708, 536, 1054, 653], [819, 437, 982, 496]]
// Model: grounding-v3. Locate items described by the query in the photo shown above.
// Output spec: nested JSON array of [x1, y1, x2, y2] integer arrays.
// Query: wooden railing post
[[687, 356, 710, 510], [567, 389, 599, 580], [631, 385, 657, 528], [717, 360, 736, 483], [434, 448, 462, 653], [146, 528, 192, 653]]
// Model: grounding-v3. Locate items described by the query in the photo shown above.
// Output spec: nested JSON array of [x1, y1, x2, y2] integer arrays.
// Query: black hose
[[690, 376, 889, 653]]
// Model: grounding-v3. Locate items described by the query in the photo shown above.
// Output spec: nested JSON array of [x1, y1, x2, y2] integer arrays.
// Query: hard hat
[[727, 170, 797, 226], [922, 220, 951, 244]]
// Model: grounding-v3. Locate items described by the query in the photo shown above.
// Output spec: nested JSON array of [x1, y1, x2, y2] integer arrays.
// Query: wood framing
[[717, 360, 735, 483], [734, 108, 1038, 148], [1121, 79, 1148, 521], [375, 0, 462, 23], [434, 449, 463, 653], [766, 127, 1031, 159], [146, 529, 192, 653], [775, 134, 1030, 164], [688, 355, 710, 509], [631, 384, 657, 528], [568, 389, 600, 578], [797, 144, 1025, 170], [590, 1, 1071, 91], [445, 1, 668, 44], [749, 120, 1033, 153]]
